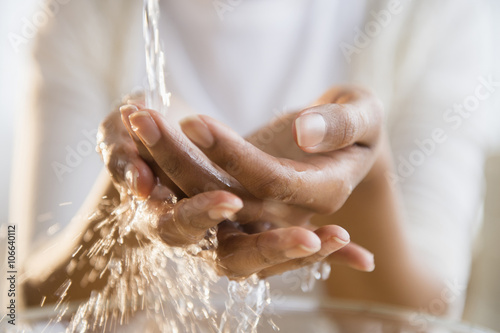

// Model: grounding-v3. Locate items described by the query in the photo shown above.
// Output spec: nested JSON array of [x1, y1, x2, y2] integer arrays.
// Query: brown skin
[[23, 86, 376, 306]]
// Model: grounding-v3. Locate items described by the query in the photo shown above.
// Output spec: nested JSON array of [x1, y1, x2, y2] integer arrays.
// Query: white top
[[10, 0, 495, 318], [154, 0, 366, 135]]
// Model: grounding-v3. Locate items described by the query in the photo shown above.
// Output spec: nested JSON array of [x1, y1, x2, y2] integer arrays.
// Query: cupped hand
[[97, 87, 377, 278], [180, 85, 383, 218]]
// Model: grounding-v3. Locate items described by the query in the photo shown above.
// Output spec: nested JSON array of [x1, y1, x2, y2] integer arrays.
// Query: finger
[[97, 111, 155, 198], [293, 86, 382, 153], [180, 115, 308, 204], [120, 105, 182, 196], [257, 225, 350, 278], [122, 91, 146, 108], [157, 191, 243, 247], [123, 158, 156, 198], [328, 242, 375, 272], [216, 223, 321, 279], [120, 104, 143, 143], [120, 105, 156, 162]]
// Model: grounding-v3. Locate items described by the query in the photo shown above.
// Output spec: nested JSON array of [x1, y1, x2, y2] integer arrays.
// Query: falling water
[[143, 0, 170, 115]]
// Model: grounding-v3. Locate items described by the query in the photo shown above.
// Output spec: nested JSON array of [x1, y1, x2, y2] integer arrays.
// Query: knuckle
[[253, 164, 295, 202], [224, 152, 243, 176], [255, 233, 275, 265], [157, 213, 182, 246], [319, 199, 340, 215], [160, 206, 202, 246], [272, 181, 297, 203], [223, 141, 247, 176], [254, 178, 280, 199], [318, 179, 352, 215], [181, 203, 210, 231], [338, 110, 358, 147], [160, 155, 183, 179], [173, 200, 190, 226], [104, 153, 125, 183], [105, 144, 132, 168], [301, 254, 325, 267], [174, 200, 204, 232], [99, 114, 115, 132], [98, 112, 122, 138]]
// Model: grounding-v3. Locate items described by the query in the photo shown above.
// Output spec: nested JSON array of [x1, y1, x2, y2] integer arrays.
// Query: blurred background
[[0, 1, 499, 331], [0, 1, 34, 228]]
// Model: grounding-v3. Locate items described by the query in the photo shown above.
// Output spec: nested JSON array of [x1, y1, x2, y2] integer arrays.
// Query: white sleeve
[[384, 0, 494, 312], [349, 0, 494, 316], [10, 0, 140, 255]]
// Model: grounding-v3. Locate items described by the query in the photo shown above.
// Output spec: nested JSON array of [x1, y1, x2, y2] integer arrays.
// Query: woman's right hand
[[97, 100, 245, 247]]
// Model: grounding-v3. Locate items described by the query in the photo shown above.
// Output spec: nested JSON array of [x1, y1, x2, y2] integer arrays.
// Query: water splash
[[51, 186, 285, 333], [298, 261, 331, 293], [219, 277, 271, 333], [64, 193, 221, 333]]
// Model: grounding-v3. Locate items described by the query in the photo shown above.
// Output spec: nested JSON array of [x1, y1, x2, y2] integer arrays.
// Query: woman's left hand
[[177, 85, 383, 223]]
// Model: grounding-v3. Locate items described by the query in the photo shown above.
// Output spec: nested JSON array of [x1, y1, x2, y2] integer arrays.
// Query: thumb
[[293, 103, 372, 153]]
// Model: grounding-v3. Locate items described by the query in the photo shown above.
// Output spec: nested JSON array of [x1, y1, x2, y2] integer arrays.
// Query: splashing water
[[63, 195, 223, 332], [30, 1, 331, 332], [58, 185, 281, 332]]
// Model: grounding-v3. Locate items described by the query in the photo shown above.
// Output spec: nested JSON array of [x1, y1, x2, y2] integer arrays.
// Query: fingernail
[[119, 104, 138, 116], [129, 111, 161, 147], [332, 237, 349, 246], [125, 163, 139, 195], [295, 113, 326, 148], [367, 253, 375, 272], [332, 228, 350, 245], [208, 202, 242, 221], [127, 99, 145, 107], [284, 244, 319, 259], [120, 105, 139, 135], [352, 252, 375, 272], [180, 115, 214, 149]]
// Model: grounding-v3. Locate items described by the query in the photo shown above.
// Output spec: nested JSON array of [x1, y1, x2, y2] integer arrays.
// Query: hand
[[113, 86, 378, 275], [180, 85, 383, 219]]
